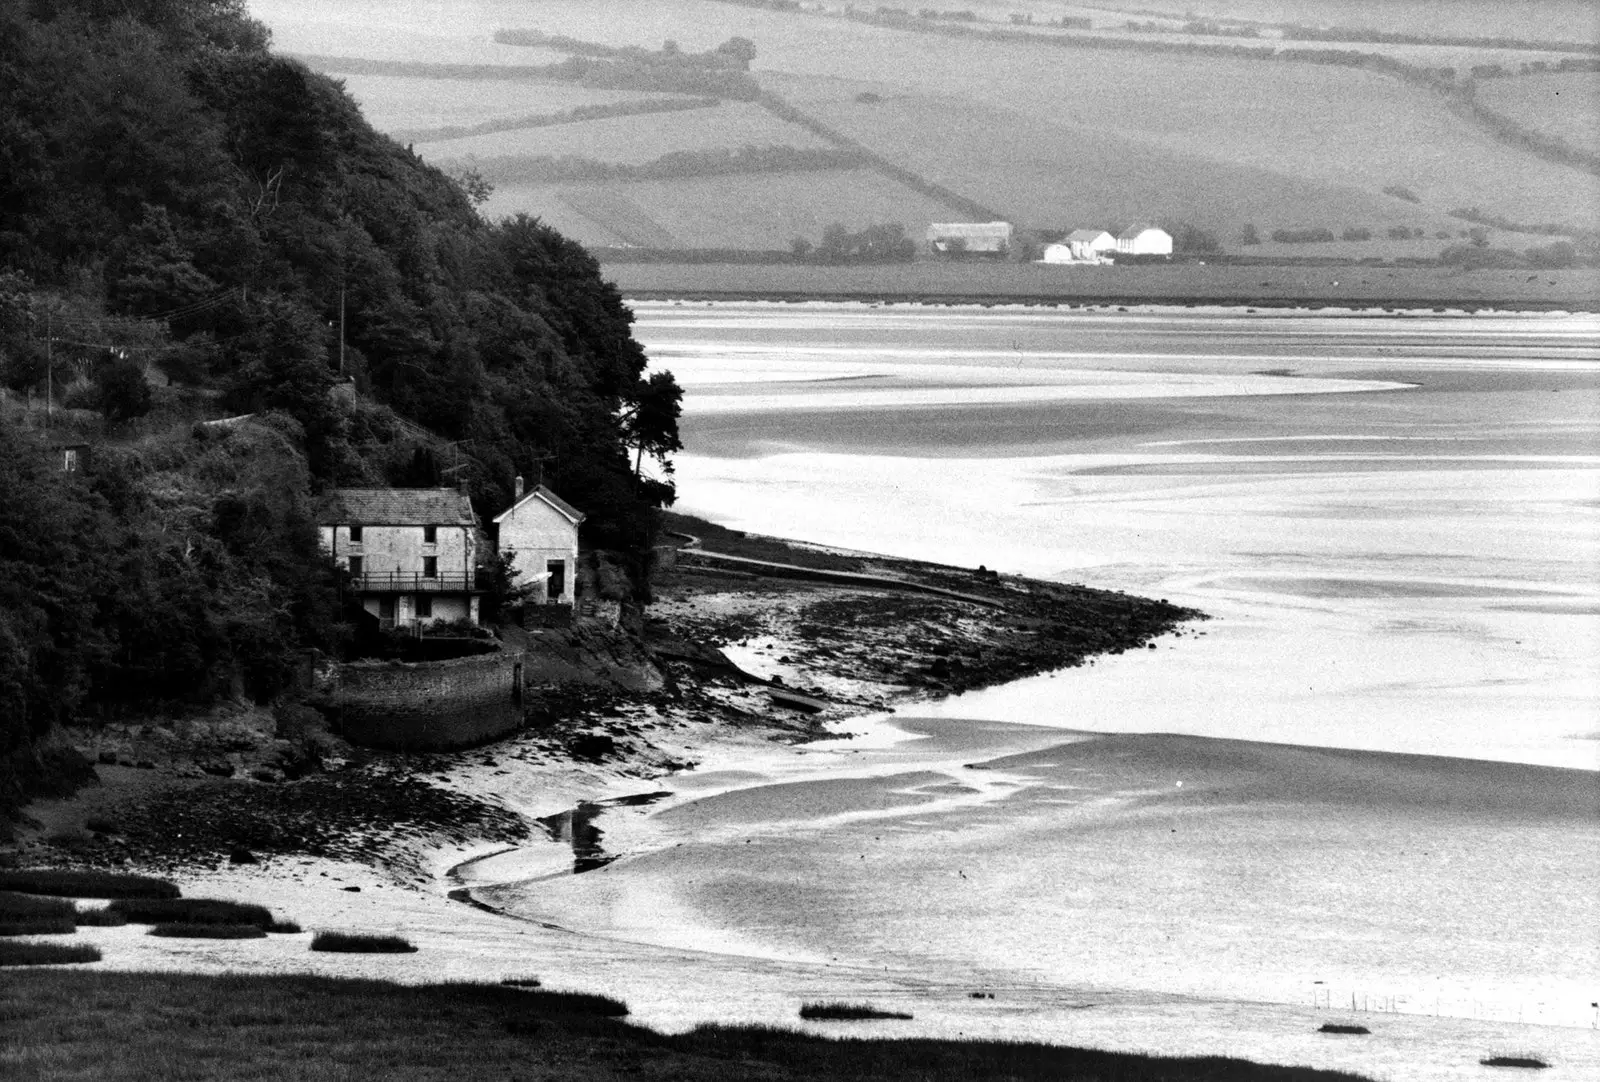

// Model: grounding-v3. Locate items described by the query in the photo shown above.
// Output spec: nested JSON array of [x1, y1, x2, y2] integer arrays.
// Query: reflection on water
[[539, 791, 673, 874]]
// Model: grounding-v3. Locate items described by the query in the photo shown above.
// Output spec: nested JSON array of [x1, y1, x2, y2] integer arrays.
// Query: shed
[[926, 221, 1013, 255]]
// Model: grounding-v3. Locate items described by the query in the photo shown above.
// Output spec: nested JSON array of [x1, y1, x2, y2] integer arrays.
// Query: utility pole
[[44, 308, 52, 430], [338, 285, 346, 376]]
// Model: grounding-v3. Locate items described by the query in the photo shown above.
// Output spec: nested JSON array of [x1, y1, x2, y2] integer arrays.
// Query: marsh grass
[[1318, 1024, 1370, 1035], [148, 922, 269, 940], [1480, 1056, 1549, 1069], [0, 942, 100, 966], [309, 932, 417, 954], [110, 898, 272, 927], [0, 870, 178, 899], [74, 907, 128, 927], [0, 971, 1378, 1080], [799, 1002, 914, 1021], [0, 891, 77, 919], [266, 920, 302, 934], [0, 918, 78, 936]]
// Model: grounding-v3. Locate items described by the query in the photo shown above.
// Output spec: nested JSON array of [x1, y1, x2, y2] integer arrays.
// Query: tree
[[94, 354, 153, 423], [621, 369, 683, 486], [1240, 223, 1261, 245]]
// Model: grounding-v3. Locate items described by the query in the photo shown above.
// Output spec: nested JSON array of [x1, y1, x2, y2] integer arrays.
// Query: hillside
[[252, 0, 1599, 261], [0, 0, 679, 822]]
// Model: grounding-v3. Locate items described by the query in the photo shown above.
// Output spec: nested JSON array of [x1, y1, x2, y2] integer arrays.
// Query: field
[[250, 0, 1600, 258], [601, 261, 1600, 310], [337, 75, 665, 137], [417, 101, 828, 166], [481, 170, 956, 249], [1478, 73, 1600, 157], [772, 75, 1460, 239]]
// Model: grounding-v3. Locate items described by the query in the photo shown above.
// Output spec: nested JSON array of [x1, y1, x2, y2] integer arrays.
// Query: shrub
[[0, 941, 101, 966], [799, 1002, 914, 1020], [74, 907, 128, 927], [0, 870, 178, 899], [149, 923, 268, 939], [309, 932, 417, 954], [0, 891, 76, 919], [110, 899, 273, 927], [0, 919, 78, 936]]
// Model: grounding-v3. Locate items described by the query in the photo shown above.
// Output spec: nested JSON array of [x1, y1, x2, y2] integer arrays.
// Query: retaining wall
[[324, 649, 526, 751]]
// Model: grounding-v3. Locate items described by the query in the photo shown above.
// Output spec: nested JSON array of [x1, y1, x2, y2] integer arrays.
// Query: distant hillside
[[250, 0, 1598, 261]]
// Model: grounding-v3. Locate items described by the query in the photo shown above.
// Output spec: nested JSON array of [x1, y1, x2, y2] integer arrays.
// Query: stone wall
[[322, 649, 526, 751]]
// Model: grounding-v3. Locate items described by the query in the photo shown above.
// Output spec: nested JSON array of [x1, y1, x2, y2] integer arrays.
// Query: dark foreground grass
[[148, 922, 268, 940], [0, 891, 77, 920], [0, 970, 1379, 1082], [0, 870, 178, 899], [1481, 1056, 1549, 1069], [0, 918, 78, 936], [309, 932, 416, 953], [0, 942, 101, 966], [800, 1002, 914, 1021], [74, 907, 128, 927], [109, 898, 272, 927]]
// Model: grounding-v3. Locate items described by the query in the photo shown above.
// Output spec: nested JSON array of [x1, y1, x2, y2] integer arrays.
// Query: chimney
[[514, 475, 525, 500]]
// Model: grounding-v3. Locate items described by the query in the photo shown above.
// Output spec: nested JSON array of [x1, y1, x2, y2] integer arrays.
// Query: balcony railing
[[347, 571, 479, 593]]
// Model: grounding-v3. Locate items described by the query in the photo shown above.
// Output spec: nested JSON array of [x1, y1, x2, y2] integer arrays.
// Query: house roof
[[1066, 229, 1113, 243], [320, 488, 478, 527], [926, 222, 1013, 239], [1118, 226, 1169, 240], [492, 484, 586, 527]]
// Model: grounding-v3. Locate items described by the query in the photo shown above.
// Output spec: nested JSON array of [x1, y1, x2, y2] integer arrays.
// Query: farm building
[[1042, 229, 1117, 263], [492, 476, 584, 608], [927, 221, 1013, 256], [1116, 226, 1173, 256]]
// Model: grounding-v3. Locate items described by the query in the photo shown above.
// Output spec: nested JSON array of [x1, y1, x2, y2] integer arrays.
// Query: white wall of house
[[357, 593, 477, 629], [495, 496, 580, 606], [1117, 228, 1173, 255], [319, 524, 476, 586]]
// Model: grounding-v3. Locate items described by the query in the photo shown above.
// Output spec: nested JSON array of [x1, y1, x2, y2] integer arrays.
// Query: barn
[[1116, 226, 1174, 256]]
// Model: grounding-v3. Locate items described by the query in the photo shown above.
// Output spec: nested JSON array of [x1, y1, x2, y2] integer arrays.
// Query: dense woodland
[[0, 0, 681, 819]]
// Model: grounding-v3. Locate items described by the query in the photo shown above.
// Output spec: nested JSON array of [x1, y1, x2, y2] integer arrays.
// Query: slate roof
[[493, 484, 586, 526], [320, 488, 478, 527]]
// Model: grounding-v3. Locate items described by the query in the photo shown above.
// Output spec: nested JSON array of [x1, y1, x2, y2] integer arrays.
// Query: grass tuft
[[0, 870, 178, 899], [148, 922, 268, 940], [0, 941, 101, 966], [266, 920, 302, 934], [1480, 1056, 1549, 1069], [799, 1001, 914, 1021], [110, 898, 272, 927], [499, 977, 542, 988], [0, 891, 77, 920], [0, 918, 78, 937], [1318, 1023, 1370, 1035], [501, 990, 629, 1017], [74, 907, 128, 927], [309, 932, 417, 954]]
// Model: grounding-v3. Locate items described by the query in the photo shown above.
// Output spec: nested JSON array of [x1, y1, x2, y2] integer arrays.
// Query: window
[[347, 556, 363, 578], [423, 556, 438, 578], [423, 525, 437, 544], [415, 595, 432, 618], [349, 525, 363, 543]]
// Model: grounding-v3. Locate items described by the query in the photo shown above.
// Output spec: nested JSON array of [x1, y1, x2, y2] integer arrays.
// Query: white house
[[492, 476, 584, 607], [1066, 229, 1117, 259], [927, 221, 1013, 256], [319, 488, 482, 629], [1116, 226, 1173, 256]]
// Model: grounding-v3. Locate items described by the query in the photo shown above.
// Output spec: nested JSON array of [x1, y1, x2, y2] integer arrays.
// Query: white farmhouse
[[1116, 226, 1173, 256], [493, 476, 584, 607], [1066, 229, 1117, 259], [319, 488, 482, 629]]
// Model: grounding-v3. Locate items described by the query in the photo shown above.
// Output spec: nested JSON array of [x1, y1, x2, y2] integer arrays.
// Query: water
[[493, 303, 1600, 1078]]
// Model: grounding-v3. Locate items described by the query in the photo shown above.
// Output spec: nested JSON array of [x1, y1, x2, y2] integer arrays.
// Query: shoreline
[[602, 263, 1600, 314]]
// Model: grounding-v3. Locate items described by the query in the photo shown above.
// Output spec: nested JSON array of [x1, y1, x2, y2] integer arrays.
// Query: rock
[[198, 759, 235, 778], [342, 885, 361, 893], [229, 848, 259, 865], [97, 751, 117, 765]]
